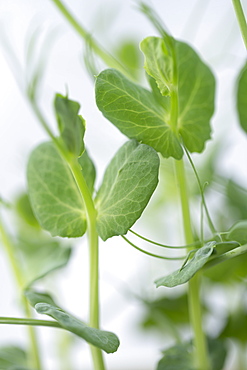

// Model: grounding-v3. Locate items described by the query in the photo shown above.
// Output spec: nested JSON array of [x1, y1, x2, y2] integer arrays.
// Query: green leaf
[[237, 62, 247, 134], [115, 39, 141, 80], [140, 37, 173, 96], [220, 304, 247, 343], [54, 93, 85, 157], [25, 290, 120, 354], [155, 243, 214, 288], [95, 140, 159, 240], [15, 193, 40, 229], [207, 338, 227, 370], [96, 38, 215, 159], [95, 68, 183, 159], [175, 41, 215, 153], [226, 220, 247, 245], [18, 236, 71, 288], [27, 141, 86, 238], [78, 150, 96, 194], [156, 343, 194, 370], [213, 241, 239, 256], [0, 346, 28, 369]]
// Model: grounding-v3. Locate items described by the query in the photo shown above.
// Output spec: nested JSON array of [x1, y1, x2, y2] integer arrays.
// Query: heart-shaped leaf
[[95, 140, 159, 240], [155, 243, 215, 288], [27, 142, 95, 238], [25, 290, 120, 354]]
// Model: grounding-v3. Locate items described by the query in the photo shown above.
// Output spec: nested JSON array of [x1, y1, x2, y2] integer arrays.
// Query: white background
[[0, 0, 247, 369]]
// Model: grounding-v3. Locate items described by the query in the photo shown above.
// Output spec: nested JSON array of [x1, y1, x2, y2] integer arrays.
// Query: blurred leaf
[[226, 180, 247, 220], [156, 338, 226, 370], [18, 236, 71, 288], [115, 39, 141, 80], [0, 346, 28, 369], [95, 140, 159, 241], [143, 293, 190, 326], [213, 241, 239, 256], [237, 62, 247, 134], [78, 150, 96, 194], [220, 303, 247, 343], [25, 290, 120, 354], [204, 252, 247, 283], [156, 343, 194, 370], [15, 193, 40, 229], [27, 142, 87, 238], [155, 243, 214, 288], [54, 94, 85, 157], [207, 338, 227, 370], [226, 221, 247, 245]]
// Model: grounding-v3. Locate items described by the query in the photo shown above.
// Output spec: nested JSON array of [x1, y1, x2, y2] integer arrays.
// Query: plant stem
[[50, 0, 132, 79], [0, 219, 42, 370], [0, 317, 62, 328], [232, 0, 247, 49], [175, 159, 210, 370], [67, 159, 105, 370]]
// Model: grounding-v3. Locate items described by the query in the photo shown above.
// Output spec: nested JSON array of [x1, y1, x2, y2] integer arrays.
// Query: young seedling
[[1, 1, 247, 369]]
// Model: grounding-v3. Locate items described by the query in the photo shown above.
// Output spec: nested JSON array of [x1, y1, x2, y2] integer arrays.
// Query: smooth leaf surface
[[237, 62, 247, 134], [95, 69, 183, 159], [140, 37, 173, 96], [54, 94, 85, 157], [96, 39, 215, 159], [95, 140, 159, 240], [155, 243, 215, 288], [226, 220, 247, 245], [174, 40, 215, 153], [0, 346, 28, 369], [15, 193, 40, 229], [27, 141, 86, 238], [25, 291, 120, 354]]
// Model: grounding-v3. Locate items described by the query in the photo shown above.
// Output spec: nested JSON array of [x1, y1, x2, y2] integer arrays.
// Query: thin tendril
[[121, 235, 186, 260], [183, 145, 217, 235], [129, 229, 202, 249]]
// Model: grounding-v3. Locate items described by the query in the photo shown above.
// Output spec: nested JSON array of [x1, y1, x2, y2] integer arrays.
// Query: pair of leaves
[[155, 243, 215, 288], [25, 290, 119, 354], [95, 36, 215, 159], [27, 139, 159, 241], [156, 339, 227, 370]]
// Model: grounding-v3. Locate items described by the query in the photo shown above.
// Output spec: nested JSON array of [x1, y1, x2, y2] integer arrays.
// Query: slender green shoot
[[0, 317, 62, 329], [183, 145, 217, 235], [129, 229, 202, 249], [121, 235, 186, 260], [232, 0, 247, 49], [0, 218, 42, 370], [50, 0, 132, 79], [175, 159, 210, 370]]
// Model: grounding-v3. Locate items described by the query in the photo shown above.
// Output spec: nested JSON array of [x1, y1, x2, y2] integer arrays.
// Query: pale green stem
[[50, 0, 132, 79], [0, 317, 62, 328], [175, 159, 210, 370], [28, 97, 105, 370], [232, 0, 247, 49], [0, 220, 42, 370], [66, 159, 105, 370]]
